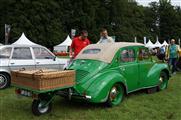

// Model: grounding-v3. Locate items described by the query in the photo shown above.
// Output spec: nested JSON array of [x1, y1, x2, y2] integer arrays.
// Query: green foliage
[[0, 0, 181, 46]]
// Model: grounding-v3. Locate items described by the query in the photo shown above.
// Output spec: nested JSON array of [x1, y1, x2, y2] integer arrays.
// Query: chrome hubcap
[[38, 102, 49, 113], [159, 77, 163, 83], [0, 76, 4, 83], [0, 75, 6, 88], [110, 87, 117, 100]]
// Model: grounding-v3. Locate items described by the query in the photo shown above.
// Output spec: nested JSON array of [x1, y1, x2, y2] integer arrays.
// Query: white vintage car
[[0, 44, 69, 89]]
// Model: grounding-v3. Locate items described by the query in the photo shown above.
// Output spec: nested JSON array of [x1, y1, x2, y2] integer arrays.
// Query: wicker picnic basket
[[11, 69, 75, 90]]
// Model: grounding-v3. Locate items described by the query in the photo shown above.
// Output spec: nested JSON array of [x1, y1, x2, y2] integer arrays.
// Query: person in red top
[[70, 30, 90, 59]]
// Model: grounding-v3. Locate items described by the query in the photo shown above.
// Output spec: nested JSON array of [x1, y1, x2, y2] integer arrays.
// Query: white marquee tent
[[154, 40, 162, 48], [12, 33, 39, 45], [145, 40, 154, 49], [161, 40, 169, 46], [54, 35, 72, 52]]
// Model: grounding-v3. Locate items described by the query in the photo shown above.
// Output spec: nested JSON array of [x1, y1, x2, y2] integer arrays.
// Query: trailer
[[11, 69, 75, 116]]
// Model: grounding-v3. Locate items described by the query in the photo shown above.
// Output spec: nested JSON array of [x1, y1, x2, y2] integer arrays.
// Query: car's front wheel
[[158, 71, 168, 91], [106, 83, 124, 107], [0, 73, 10, 89]]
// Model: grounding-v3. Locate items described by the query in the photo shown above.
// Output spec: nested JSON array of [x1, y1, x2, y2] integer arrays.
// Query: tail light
[[15, 89, 21, 95], [15, 89, 32, 97]]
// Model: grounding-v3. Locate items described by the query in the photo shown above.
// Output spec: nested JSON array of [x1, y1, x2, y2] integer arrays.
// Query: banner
[[71, 29, 76, 39], [134, 36, 137, 43], [5, 24, 11, 45], [143, 37, 146, 45]]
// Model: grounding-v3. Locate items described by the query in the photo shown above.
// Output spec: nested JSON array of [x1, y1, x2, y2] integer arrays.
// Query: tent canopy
[[145, 40, 154, 49], [154, 40, 162, 48], [55, 35, 72, 46], [54, 35, 72, 52], [162, 40, 168, 46], [12, 33, 38, 45]]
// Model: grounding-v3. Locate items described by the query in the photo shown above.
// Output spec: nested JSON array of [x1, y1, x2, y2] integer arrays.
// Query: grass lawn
[[0, 73, 181, 120]]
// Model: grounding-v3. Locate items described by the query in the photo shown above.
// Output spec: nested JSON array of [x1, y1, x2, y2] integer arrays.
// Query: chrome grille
[[76, 70, 89, 82]]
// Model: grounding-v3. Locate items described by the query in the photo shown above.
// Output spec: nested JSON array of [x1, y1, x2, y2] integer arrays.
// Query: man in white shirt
[[97, 28, 114, 44]]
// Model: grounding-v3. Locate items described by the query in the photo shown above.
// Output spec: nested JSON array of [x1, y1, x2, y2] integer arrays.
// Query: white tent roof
[[154, 40, 162, 48], [145, 40, 154, 48], [55, 35, 72, 46], [161, 40, 168, 46], [12, 33, 38, 45]]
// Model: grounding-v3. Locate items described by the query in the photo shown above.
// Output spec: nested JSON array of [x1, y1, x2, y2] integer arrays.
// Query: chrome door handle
[[120, 67, 125, 71]]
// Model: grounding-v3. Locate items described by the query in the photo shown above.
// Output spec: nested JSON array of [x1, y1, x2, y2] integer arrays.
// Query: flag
[[144, 37, 146, 45], [134, 36, 137, 43], [5, 24, 11, 45], [71, 29, 76, 39]]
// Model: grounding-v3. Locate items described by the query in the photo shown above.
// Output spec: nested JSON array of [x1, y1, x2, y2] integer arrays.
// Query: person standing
[[70, 30, 90, 59], [97, 28, 114, 44], [166, 39, 180, 74], [157, 45, 166, 60]]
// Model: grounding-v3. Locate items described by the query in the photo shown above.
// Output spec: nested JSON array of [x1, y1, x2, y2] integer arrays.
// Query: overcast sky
[[136, 0, 181, 6]]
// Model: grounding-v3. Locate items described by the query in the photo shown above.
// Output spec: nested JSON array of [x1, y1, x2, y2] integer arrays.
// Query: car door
[[137, 47, 154, 87], [119, 47, 139, 92], [0, 47, 12, 70], [32, 47, 61, 70], [9, 47, 35, 70]]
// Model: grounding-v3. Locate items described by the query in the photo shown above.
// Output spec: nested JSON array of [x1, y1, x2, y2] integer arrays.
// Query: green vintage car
[[13, 42, 170, 115], [68, 42, 170, 106]]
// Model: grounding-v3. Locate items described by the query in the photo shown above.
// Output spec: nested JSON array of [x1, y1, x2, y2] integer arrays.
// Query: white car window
[[0, 47, 12, 59], [12, 47, 32, 59], [33, 47, 54, 59]]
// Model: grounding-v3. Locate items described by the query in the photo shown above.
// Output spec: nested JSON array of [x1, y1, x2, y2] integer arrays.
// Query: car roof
[[0, 44, 55, 56], [0, 44, 43, 47], [0, 44, 47, 50], [76, 42, 144, 63]]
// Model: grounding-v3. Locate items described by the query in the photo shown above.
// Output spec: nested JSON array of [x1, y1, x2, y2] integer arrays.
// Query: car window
[[82, 49, 101, 54], [0, 47, 12, 59], [138, 48, 149, 61], [33, 47, 54, 59], [12, 47, 32, 59], [120, 49, 135, 62]]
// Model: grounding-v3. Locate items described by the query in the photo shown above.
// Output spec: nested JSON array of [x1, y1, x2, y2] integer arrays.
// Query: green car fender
[[85, 70, 127, 103], [145, 63, 169, 87]]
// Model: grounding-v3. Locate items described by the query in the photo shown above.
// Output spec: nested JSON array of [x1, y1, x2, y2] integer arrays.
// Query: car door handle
[[10, 63, 15, 65], [120, 67, 125, 71], [36, 62, 40, 64]]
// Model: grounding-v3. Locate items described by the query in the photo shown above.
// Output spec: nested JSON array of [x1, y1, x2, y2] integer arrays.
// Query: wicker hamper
[[11, 69, 75, 90]]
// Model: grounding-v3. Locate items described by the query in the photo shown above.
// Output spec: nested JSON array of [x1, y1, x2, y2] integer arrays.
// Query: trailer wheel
[[32, 99, 52, 116]]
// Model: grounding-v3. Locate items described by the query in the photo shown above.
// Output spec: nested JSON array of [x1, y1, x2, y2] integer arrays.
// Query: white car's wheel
[[0, 73, 10, 89]]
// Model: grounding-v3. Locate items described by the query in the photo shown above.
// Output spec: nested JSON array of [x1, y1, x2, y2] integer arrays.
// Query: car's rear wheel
[[0, 73, 10, 89], [158, 71, 168, 91], [106, 83, 124, 107]]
